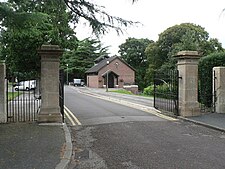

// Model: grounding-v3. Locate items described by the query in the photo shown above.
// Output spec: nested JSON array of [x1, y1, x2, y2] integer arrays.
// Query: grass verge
[[109, 89, 133, 95], [7, 92, 22, 101]]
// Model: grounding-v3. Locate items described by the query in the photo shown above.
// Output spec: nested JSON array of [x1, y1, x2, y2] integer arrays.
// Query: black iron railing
[[59, 69, 64, 122], [6, 77, 41, 122], [153, 70, 179, 116]]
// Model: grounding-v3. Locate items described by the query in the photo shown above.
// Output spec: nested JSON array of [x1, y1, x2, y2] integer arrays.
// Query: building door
[[108, 73, 114, 88]]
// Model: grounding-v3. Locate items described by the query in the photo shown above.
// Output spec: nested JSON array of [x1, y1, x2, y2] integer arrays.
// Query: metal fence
[[6, 75, 41, 122], [153, 70, 179, 116], [6, 70, 65, 123], [198, 69, 216, 113], [59, 69, 64, 122]]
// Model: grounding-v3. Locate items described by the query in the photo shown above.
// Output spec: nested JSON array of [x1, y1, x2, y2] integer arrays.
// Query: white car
[[74, 79, 85, 86], [14, 80, 36, 91]]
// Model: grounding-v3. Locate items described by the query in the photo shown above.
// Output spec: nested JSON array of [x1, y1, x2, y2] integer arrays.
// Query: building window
[[115, 62, 119, 69]]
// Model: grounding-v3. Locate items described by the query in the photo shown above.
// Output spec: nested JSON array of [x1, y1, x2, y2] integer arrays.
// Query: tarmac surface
[[1, 86, 225, 169], [81, 87, 225, 132], [0, 122, 66, 169]]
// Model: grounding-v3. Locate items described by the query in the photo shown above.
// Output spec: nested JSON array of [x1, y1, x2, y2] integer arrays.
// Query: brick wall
[[98, 58, 135, 88], [87, 75, 99, 88]]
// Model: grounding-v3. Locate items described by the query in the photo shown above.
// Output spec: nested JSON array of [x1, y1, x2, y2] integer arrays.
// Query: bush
[[156, 83, 170, 93], [143, 83, 171, 97], [198, 52, 225, 107], [143, 85, 154, 96]]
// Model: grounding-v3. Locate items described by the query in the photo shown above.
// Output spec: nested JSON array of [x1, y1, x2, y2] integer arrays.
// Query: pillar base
[[38, 114, 62, 123], [38, 108, 62, 123], [179, 102, 200, 117]]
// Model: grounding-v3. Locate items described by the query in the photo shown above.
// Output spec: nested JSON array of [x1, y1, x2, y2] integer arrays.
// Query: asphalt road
[[78, 87, 154, 107], [65, 86, 225, 169]]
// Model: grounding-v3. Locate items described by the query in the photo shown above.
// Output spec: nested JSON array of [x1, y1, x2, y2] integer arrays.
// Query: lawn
[[109, 89, 133, 95], [7, 92, 22, 101], [110, 89, 154, 98]]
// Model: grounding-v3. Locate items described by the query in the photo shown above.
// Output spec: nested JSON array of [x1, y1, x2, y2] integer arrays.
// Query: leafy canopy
[[145, 23, 224, 83], [0, 0, 139, 75], [119, 37, 153, 90], [61, 38, 109, 80]]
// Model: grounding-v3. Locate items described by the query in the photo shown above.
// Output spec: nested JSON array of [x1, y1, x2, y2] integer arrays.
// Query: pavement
[[180, 113, 225, 132], [0, 122, 72, 169], [1, 86, 225, 169]]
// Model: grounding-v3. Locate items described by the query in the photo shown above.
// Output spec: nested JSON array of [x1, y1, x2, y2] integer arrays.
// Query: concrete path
[[0, 123, 68, 169]]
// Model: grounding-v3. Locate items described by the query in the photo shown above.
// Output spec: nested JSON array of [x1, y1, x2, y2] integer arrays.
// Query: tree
[[61, 38, 109, 80], [63, 0, 139, 35], [0, 0, 79, 75], [119, 37, 153, 90], [0, 0, 139, 76], [1, 11, 53, 75], [0, 0, 138, 37], [145, 23, 224, 83]]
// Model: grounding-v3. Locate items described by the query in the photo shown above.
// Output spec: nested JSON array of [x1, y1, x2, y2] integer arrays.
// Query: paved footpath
[[0, 123, 66, 169]]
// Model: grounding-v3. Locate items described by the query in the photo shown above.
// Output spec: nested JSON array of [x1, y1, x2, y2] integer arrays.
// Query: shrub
[[143, 85, 154, 96], [143, 83, 171, 97]]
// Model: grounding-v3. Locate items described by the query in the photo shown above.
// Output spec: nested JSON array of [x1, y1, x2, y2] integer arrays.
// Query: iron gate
[[198, 69, 216, 113], [153, 69, 179, 116], [6, 73, 41, 122], [6, 70, 65, 123], [59, 69, 64, 122]]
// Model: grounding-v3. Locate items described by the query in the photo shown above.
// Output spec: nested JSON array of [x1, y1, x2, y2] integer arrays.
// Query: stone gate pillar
[[213, 67, 225, 113], [38, 45, 63, 123], [0, 60, 7, 123], [174, 51, 201, 117]]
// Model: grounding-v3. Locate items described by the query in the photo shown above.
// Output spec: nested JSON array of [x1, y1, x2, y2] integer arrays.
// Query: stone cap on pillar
[[38, 45, 64, 62], [174, 51, 201, 59], [37, 45, 63, 56]]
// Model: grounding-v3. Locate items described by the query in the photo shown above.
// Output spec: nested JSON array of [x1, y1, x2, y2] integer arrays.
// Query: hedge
[[198, 52, 225, 107]]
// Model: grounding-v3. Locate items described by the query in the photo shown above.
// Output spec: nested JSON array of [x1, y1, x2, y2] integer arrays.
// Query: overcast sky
[[76, 0, 225, 55]]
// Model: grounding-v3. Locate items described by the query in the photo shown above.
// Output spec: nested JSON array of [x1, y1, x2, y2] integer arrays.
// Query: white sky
[[76, 0, 225, 55]]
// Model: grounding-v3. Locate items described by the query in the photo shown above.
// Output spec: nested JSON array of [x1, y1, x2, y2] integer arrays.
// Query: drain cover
[[75, 149, 90, 160]]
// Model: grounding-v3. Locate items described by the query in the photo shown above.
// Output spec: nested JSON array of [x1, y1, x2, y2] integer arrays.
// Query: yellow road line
[[64, 110, 76, 126], [64, 106, 82, 125]]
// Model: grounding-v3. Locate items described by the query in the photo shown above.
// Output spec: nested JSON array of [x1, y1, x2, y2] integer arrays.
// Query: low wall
[[123, 85, 138, 94]]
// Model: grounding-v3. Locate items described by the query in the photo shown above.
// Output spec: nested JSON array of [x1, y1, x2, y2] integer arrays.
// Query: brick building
[[85, 55, 135, 88]]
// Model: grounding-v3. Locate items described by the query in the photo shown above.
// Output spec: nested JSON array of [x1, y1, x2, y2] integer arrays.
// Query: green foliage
[[145, 23, 224, 84], [143, 83, 171, 98], [63, 0, 139, 35], [1, 0, 138, 36], [119, 37, 154, 90], [0, 0, 78, 75], [0, 0, 138, 76], [1, 12, 53, 74], [198, 52, 225, 107], [7, 92, 22, 101], [143, 85, 154, 96], [110, 89, 133, 95], [61, 38, 109, 80], [156, 83, 171, 94]]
